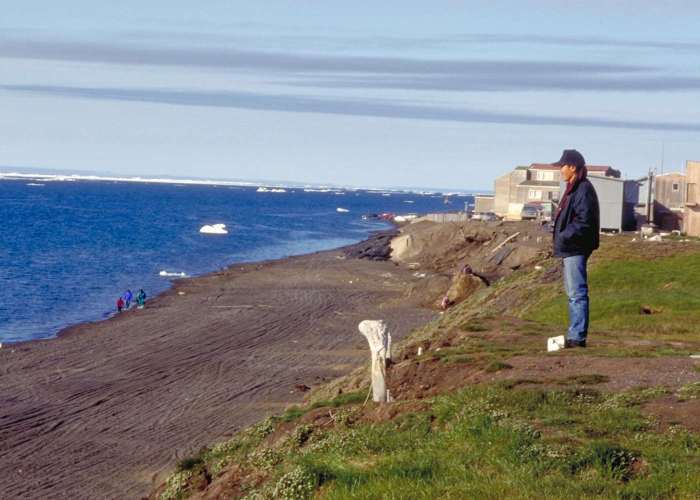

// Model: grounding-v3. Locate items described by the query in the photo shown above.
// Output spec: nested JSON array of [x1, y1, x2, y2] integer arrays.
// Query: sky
[[1, 1, 699, 190]]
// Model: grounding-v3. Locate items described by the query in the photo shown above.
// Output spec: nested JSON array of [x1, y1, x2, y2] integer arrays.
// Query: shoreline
[[0, 228, 432, 499], [3, 226, 398, 349]]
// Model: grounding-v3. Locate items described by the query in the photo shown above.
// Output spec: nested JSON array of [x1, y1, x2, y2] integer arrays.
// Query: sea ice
[[159, 270, 188, 278], [199, 223, 228, 235]]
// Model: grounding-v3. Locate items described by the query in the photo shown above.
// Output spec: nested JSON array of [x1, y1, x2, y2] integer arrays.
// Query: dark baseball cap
[[552, 149, 585, 169]]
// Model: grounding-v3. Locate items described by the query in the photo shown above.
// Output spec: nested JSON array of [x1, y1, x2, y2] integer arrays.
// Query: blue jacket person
[[552, 149, 600, 348]]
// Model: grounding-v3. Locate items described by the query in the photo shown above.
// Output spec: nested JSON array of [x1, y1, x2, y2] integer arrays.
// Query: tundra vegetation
[[153, 237, 700, 499]]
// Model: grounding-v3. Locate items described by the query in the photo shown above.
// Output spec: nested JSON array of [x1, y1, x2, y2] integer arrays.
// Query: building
[[473, 194, 495, 214], [493, 166, 527, 216], [684, 161, 700, 236], [494, 162, 620, 219], [636, 171, 687, 230], [654, 172, 686, 230], [588, 177, 639, 232]]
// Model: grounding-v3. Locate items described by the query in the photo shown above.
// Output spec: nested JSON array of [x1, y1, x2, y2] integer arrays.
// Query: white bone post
[[358, 320, 392, 403]]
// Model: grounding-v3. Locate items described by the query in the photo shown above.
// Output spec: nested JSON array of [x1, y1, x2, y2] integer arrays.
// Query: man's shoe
[[564, 339, 586, 348]]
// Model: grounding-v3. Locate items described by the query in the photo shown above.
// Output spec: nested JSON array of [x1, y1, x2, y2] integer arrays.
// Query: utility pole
[[646, 168, 655, 224]]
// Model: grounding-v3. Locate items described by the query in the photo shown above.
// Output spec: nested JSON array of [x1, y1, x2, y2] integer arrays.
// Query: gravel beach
[[0, 246, 435, 499]]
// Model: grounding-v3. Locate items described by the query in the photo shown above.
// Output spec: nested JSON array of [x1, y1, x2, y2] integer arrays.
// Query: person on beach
[[136, 289, 147, 309], [116, 297, 124, 313], [552, 149, 600, 348], [123, 289, 133, 309]]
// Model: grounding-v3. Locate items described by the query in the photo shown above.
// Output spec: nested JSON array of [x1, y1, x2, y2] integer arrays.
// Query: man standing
[[123, 289, 133, 310], [552, 150, 600, 348]]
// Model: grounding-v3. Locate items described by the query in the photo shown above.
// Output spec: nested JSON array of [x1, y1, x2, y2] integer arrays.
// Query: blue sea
[[0, 180, 465, 343]]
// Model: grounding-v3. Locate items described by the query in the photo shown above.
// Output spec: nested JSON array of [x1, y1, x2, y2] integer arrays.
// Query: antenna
[[660, 142, 665, 174]]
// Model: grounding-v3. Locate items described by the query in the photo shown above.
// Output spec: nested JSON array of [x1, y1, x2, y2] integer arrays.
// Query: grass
[[309, 390, 366, 410], [162, 383, 699, 499], [156, 238, 700, 499], [529, 250, 700, 338], [290, 385, 700, 499]]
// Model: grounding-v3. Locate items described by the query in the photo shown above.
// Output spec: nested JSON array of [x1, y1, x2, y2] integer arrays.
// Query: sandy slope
[[0, 250, 434, 499]]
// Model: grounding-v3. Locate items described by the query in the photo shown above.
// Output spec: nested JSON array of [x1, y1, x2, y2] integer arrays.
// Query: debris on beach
[[199, 223, 228, 235]]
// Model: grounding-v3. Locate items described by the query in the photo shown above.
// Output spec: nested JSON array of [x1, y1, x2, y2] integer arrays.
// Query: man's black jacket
[[553, 178, 600, 258]]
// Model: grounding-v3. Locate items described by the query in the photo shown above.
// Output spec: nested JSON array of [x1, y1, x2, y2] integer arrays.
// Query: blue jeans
[[563, 255, 589, 343]]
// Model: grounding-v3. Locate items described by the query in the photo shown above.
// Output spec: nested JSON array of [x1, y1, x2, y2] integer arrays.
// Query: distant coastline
[[0, 170, 481, 196]]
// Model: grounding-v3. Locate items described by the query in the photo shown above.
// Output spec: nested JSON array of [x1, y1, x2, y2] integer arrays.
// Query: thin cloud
[[3, 84, 699, 132], [0, 38, 650, 75], [290, 74, 700, 92]]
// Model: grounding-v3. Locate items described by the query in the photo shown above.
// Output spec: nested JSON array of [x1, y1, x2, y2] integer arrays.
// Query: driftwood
[[358, 320, 392, 403], [491, 232, 521, 254]]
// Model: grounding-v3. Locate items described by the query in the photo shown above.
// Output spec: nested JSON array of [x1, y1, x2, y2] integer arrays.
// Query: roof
[[518, 180, 559, 188], [474, 194, 495, 199], [530, 163, 621, 179], [530, 163, 612, 172]]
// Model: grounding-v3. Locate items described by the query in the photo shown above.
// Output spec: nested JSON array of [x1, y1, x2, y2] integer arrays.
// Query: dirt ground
[[0, 249, 435, 499]]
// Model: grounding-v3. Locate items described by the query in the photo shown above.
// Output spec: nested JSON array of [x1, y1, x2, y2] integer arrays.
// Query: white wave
[[26, 183, 45, 186], [336, 207, 350, 213], [159, 270, 188, 278], [199, 223, 228, 235], [257, 186, 287, 193], [404, 200, 415, 204]]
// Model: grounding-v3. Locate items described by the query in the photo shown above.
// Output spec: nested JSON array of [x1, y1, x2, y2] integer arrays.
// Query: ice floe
[[159, 270, 188, 278], [199, 223, 228, 235]]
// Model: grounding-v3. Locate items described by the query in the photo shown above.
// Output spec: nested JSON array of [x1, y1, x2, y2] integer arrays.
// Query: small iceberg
[[394, 214, 418, 222], [257, 187, 287, 193], [199, 223, 228, 235], [159, 270, 188, 278], [336, 207, 350, 213]]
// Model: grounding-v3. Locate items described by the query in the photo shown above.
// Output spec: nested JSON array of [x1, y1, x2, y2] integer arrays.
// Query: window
[[536, 170, 555, 181], [528, 189, 542, 200], [673, 183, 679, 191]]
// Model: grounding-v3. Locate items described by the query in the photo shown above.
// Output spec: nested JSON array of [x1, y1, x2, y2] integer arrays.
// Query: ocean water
[[0, 180, 465, 343]]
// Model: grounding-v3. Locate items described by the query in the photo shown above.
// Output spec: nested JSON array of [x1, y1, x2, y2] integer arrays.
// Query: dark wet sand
[[0, 249, 434, 499]]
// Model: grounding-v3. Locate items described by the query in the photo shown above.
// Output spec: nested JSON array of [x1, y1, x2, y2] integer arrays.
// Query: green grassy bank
[[154, 237, 700, 499]]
